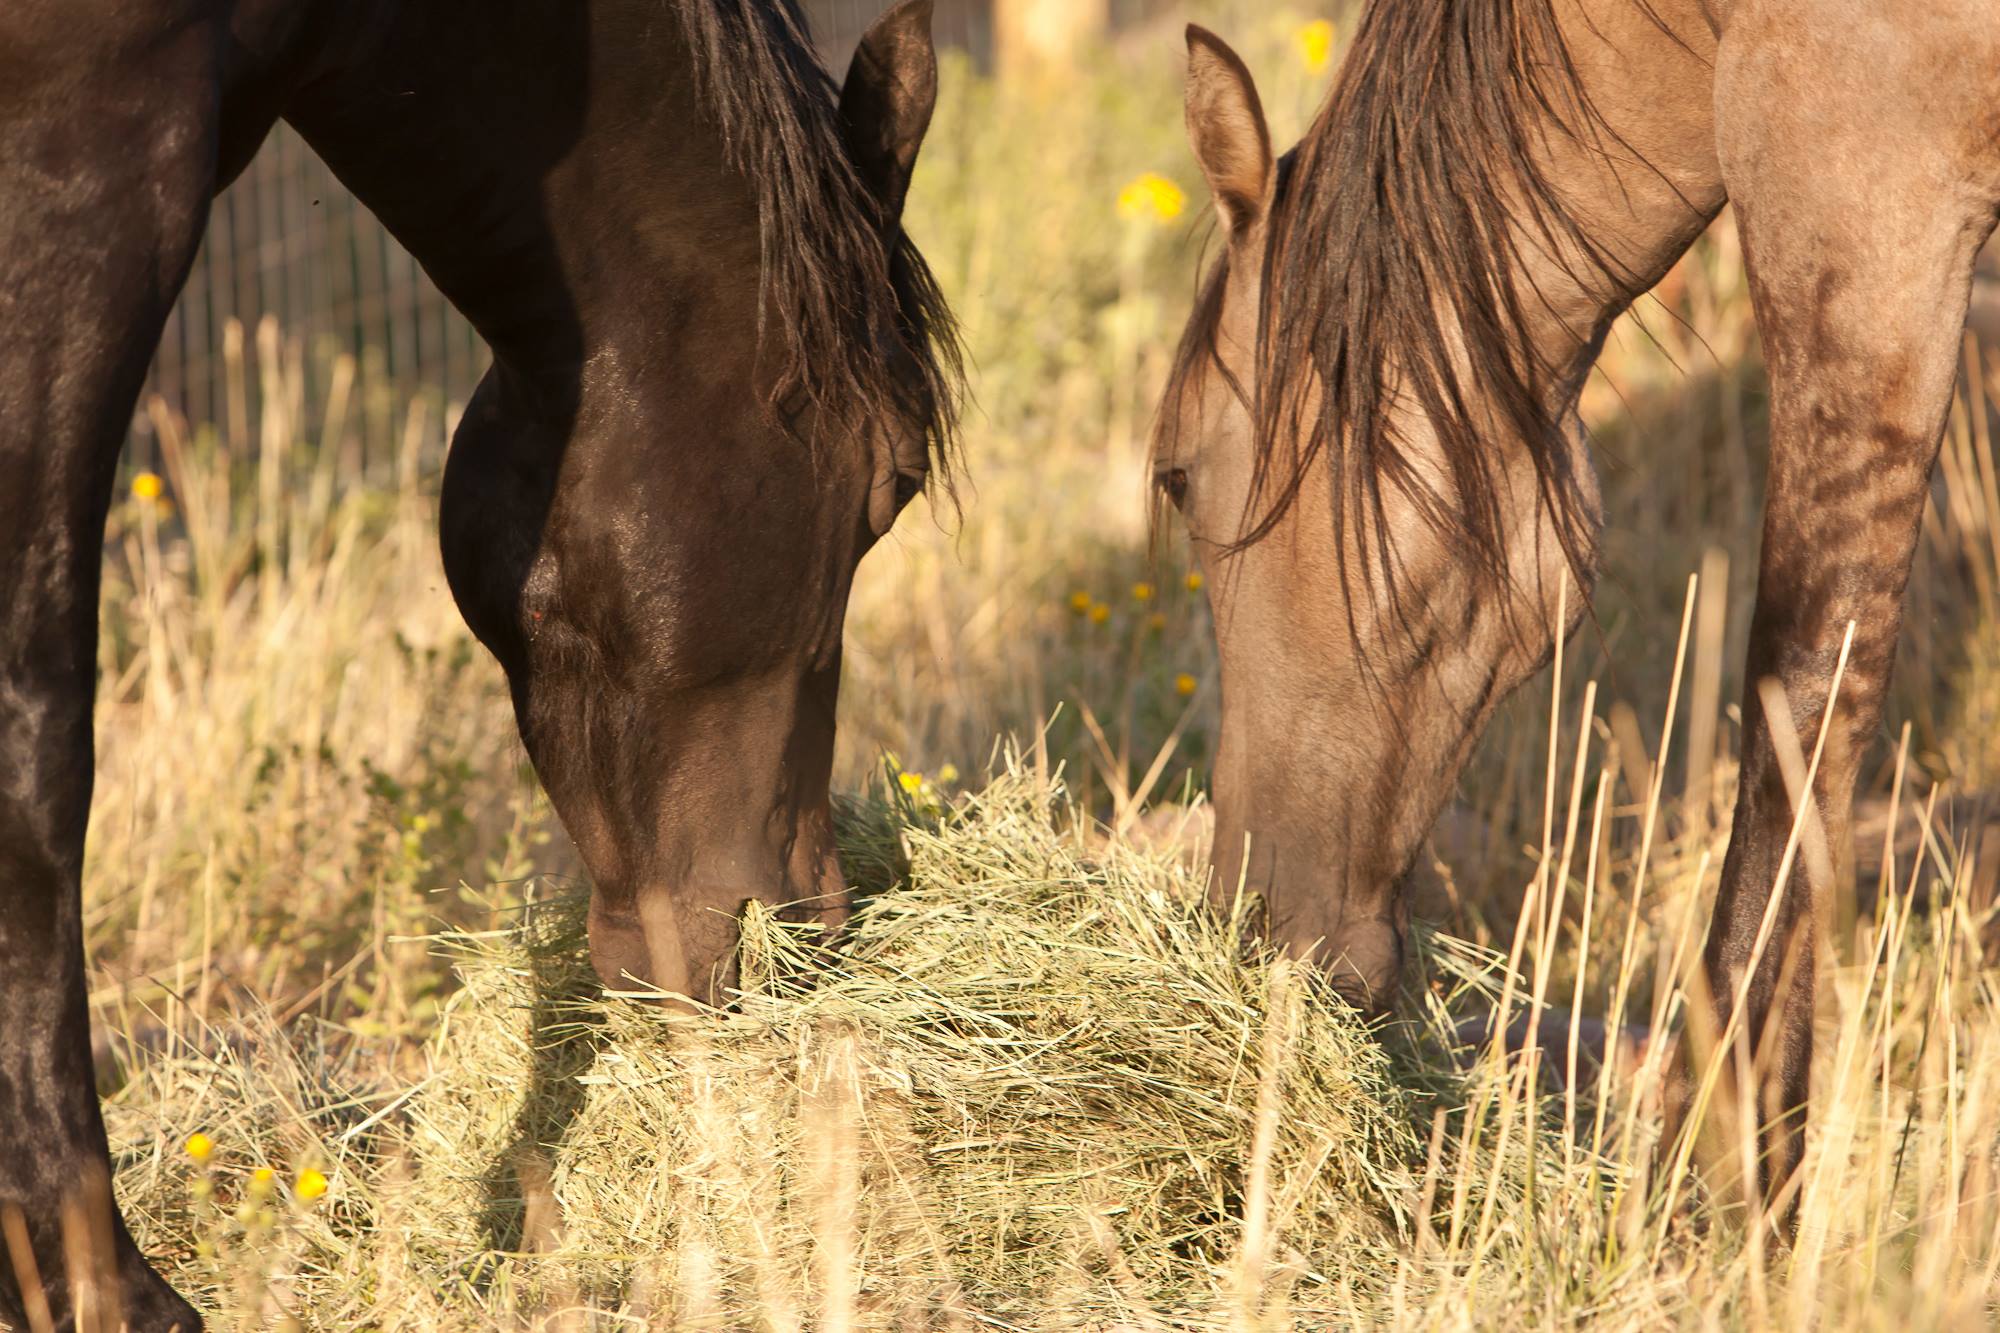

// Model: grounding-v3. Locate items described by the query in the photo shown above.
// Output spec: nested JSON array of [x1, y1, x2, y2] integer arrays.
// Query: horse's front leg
[[1693, 6, 2000, 1222], [0, 16, 220, 1329]]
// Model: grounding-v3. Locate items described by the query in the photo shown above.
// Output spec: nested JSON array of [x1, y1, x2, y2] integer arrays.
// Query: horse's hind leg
[[1696, 5, 2000, 1220], [0, 26, 217, 1332]]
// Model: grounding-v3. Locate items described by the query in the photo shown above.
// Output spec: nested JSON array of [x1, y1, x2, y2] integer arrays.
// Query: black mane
[[673, 0, 962, 473]]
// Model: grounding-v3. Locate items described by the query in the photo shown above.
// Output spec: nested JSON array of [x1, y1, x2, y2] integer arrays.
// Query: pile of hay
[[106, 765, 1554, 1327], [396, 769, 1440, 1326]]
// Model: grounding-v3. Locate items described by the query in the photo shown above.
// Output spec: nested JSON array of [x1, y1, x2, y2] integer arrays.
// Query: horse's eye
[[893, 471, 924, 507], [1156, 467, 1190, 508]]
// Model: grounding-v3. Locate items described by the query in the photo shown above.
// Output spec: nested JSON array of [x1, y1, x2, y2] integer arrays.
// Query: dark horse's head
[[1152, 26, 1603, 1012], [440, 0, 960, 1003]]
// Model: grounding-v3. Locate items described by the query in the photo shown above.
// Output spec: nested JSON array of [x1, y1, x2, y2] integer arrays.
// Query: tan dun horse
[[1154, 1, 1999, 1217]]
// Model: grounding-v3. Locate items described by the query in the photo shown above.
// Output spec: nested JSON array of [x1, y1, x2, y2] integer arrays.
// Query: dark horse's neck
[[268, 0, 757, 405]]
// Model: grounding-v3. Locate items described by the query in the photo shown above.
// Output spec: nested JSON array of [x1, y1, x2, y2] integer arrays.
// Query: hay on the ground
[[398, 768, 1430, 1326], [109, 764, 1555, 1328]]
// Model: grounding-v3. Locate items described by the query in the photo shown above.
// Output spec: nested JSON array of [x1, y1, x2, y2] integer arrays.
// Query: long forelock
[[1170, 0, 1638, 620]]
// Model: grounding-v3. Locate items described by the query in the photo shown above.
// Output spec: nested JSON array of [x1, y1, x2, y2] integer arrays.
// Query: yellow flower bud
[[1185, 572, 1205, 592], [1068, 590, 1093, 614], [184, 1132, 214, 1162], [1131, 582, 1154, 603], [131, 471, 165, 502], [295, 1168, 329, 1202], [1175, 673, 1198, 697], [897, 771, 925, 795], [1297, 19, 1336, 74], [1116, 172, 1187, 224], [1089, 603, 1111, 625]]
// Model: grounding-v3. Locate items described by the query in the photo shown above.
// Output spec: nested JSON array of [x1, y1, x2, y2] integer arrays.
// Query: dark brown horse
[[1156, 3, 1998, 1218], [0, 0, 958, 1325]]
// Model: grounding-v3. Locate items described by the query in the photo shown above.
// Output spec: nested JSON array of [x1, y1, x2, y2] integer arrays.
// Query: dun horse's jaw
[[1212, 820, 1410, 1016]]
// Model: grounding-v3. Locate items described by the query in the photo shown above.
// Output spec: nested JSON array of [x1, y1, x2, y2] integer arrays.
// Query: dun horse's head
[[1153, 28, 1601, 1013]]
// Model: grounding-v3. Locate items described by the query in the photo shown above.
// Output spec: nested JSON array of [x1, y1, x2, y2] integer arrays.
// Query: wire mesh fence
[[139, 123, 490, 474]]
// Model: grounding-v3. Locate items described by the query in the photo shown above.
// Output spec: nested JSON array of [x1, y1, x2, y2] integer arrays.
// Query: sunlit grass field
[[71, 9, 2000, 1328]]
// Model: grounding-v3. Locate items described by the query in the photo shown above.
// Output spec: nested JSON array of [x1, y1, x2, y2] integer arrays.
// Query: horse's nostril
[[1320, 922, 1404, 1016]]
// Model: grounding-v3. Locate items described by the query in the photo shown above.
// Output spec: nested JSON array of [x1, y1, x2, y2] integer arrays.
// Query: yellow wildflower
[[249, 1167, 276, 1199], [295, 1168, 329, 1202], [1175, 673, 1199, 697], [897, 771, 925, 795], [131, 471, 165, 502], [937, 763, 960, 785], [1147, 612, 1168, 632], [1089, 603, 1112, 625], [1131, 582, 1154, 603], [1297, 19, 1336, 74], [1186, 572, 1205, 592], [1069, 589, 1093, 614], [184, 1132, 214, 1163], [1116, 172, 1186, 224]]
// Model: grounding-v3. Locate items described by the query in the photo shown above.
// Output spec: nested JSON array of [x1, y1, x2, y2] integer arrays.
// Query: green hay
[[398, 767, 1438, 1326], [108, 764, 1559, 1328]]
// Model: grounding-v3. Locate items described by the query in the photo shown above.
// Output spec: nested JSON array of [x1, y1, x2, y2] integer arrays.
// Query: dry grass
[[54, 7, 2000, 1329], [96, 740, 2000, 1328]]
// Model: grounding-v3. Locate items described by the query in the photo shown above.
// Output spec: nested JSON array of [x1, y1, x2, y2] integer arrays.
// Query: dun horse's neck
[[281, 0, 757, 400], [1512, 0, 1729, 400]]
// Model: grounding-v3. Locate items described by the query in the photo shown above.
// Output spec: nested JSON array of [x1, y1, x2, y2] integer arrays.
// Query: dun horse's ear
[[839, 0, 939, 227], [1184, 25, 1274, 239]]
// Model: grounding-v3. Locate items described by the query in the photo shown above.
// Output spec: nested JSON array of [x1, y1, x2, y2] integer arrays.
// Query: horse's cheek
[[438, 399, 558, 671]]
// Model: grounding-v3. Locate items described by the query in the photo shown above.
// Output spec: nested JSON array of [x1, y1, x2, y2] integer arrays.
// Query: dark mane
[[672, 0, 962, 475], [1164, 0, 1635, 608]]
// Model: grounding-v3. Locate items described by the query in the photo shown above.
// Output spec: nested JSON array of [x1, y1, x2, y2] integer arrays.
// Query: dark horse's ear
[[839, 0, 939, 228], [1184, 25, 1274, 240]]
